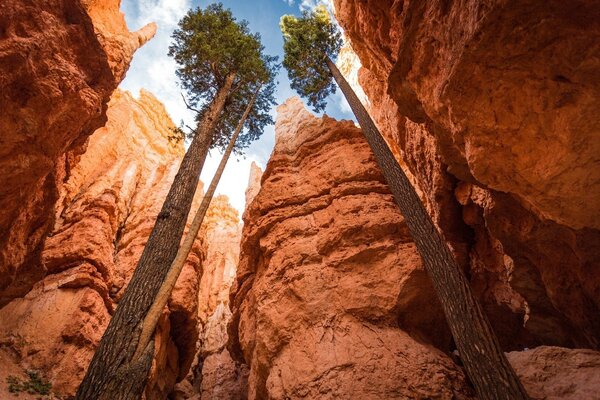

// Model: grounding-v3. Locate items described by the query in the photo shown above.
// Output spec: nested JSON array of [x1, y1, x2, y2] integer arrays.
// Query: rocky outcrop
[[0, 90, 203, 399], [0, 0, 155, 305], [228, 98, 475, 399], [244, 162, 263, 216], [507, 346, 600, 400], [334, 0, 600, 350]]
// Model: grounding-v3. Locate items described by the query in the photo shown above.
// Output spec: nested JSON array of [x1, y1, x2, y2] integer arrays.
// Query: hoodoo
[[227, 97, 476, 399]]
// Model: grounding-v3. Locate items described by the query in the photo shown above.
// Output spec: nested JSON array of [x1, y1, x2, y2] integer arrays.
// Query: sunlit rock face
[[0, 0, 156, 305], [0, 90, 203, 399], [227, 97, 475, 400], [334, 0, 600, 350]]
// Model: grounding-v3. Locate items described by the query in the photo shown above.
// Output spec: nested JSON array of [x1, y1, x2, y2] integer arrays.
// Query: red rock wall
[[228, 98, 475, 400], [0, 90, 203, 399], [0, 0, 155, 305], [334, 0, 600, 350]]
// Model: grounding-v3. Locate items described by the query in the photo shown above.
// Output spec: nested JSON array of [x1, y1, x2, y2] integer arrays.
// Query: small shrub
[[6, 370, 52, 395]]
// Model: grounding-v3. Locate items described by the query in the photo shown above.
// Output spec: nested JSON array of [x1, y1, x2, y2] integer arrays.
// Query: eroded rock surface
[[508, 346, 600, 400], [334, 0, 600, 350], [0, 0, 155, 304], [0, 90, 202, 399], [228, 98, 475, 400]]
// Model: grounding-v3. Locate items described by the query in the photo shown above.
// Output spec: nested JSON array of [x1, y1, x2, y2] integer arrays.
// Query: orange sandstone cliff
[[0, 90, 205, 399], [174, 196, 248, 400], [334, 0, 600, 351], [227, 94, 600, 398], [227, 98, 475, 400], [1, 1, 600, 399], [0, 0, 155, 305]]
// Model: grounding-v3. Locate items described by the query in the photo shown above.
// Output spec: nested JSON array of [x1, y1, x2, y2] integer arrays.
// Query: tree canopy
[[280, 5, 342, 112], [204, 56, 278, 155], [169, 3, 278, 152]]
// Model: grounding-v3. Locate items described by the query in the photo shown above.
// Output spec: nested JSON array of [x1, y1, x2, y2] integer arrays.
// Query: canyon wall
[[334, 0, 600, 350], [0, 0, 155, 305], [228, 98, 475, 400], [0, 90, 204, 399]]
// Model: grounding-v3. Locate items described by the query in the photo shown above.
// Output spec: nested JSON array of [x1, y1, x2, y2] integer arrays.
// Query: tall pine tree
[[280, 6, 529, 400], [133, 74, 278, 362], [76, 4, 276, 399]]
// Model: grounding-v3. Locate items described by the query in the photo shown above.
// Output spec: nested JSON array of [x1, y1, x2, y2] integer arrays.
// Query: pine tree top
[[169, 3, 278, 153], [280, 5, 342, 112]]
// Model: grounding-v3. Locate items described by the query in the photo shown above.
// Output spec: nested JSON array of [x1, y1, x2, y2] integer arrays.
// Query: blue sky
[[119, 0, 353, 214]]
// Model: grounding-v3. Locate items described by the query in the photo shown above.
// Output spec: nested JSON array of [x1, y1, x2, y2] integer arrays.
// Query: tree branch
[[180, 93, 201, 113]]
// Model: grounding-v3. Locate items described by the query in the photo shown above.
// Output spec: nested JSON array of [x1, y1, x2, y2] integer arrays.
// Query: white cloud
[[281, 0, 334, 13], [299, 0, 334, 13], [120, 0, 195, 127], [200, 152, 261, 215], [333, 89, 351, 114]]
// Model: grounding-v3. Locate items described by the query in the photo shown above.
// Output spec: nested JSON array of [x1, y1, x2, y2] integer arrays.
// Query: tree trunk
[[75, 72, 236, 400], [326, 57, 529, 400], [132, 85, 261, 361]]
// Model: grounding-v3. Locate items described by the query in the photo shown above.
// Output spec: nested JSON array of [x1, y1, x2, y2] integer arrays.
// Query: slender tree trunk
[[75, 72, 236, 400], [132, 85, 261, 361], [326, 57, 529, 400]]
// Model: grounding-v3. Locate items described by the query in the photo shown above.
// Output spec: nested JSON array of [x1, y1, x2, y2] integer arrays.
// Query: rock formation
[[1, 1, 600, 398], [0, 90, 203, 399], [334, 0, 600, 350], [228, 97, 475, 400], [0, 0, 155, 305], [507, 346, 600, 400]]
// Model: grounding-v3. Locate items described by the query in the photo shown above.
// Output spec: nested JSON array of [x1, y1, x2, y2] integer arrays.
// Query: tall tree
[[133, 78, 276, 360], [76, 4, 275, 399], [280, 7, 530, 400]]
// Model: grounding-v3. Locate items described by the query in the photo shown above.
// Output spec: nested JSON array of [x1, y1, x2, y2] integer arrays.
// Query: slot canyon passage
[[0, 0, 599, 399]]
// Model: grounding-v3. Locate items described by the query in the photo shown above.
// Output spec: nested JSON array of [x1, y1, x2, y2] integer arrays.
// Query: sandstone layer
[[0, 0, 155, 305], [228, 98, 475, 400], [0, 90, 203, 399], [334, 0, 600, 350]]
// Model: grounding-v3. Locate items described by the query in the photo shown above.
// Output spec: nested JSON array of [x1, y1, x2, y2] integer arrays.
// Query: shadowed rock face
[[0, 0, 155, 304], [1, 1, 599, 398], [0, 90, 203, 399], [334, 0, 600, 350], [227, 98, 475, 400]]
